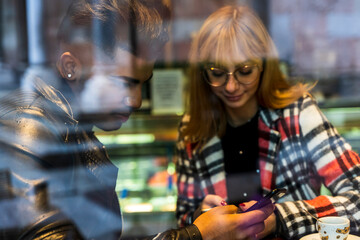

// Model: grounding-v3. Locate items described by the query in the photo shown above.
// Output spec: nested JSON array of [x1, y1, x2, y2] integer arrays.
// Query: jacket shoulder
[[0, 91, 72, 168], [276, 94, 318, 120]]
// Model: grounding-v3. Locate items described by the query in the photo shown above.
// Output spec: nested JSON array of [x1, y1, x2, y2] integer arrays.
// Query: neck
[[226, 98, 259, 127]]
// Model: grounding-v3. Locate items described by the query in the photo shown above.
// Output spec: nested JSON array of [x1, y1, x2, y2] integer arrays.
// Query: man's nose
[[124, 96, 142, 109]]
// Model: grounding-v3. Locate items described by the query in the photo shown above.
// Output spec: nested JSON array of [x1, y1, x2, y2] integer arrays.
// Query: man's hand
[[238, 201, 276, 239], [255, 213, 276, 239], [193, 203, 274, 240]]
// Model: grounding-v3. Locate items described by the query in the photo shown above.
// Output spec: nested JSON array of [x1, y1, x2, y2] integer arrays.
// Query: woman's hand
[[238, 201, 276, 239], [202, 194, 227, 209], [193, 194, 227, 220], [193, 203, 274, 240]]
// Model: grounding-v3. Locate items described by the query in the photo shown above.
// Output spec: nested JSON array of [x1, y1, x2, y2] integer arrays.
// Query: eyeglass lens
[[205, 65, 258, 87]]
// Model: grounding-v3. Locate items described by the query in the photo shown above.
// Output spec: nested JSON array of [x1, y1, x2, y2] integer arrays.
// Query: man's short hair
[[57, 0, 171, 60]]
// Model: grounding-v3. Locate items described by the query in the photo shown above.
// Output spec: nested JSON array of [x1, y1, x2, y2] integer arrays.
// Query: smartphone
[[239, 188, 287, 213]]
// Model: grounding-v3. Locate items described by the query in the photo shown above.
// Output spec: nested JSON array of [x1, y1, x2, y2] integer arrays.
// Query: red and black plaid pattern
[[176, 95, 360, 239]]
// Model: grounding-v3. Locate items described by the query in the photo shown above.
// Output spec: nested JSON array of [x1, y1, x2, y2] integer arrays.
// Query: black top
[[221, 112, 262, 205]]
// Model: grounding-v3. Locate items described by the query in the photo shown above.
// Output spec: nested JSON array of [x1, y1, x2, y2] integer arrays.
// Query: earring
[[67, 73, 72, 78]]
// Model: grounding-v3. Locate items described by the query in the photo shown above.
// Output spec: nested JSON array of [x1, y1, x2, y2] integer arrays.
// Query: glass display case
[[96, 114, 181, 238]]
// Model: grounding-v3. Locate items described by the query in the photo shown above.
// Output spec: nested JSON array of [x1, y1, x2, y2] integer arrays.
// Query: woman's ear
[[57, 52, 82, 81]]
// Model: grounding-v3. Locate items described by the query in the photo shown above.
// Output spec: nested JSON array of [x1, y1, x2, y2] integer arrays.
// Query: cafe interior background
[[1, 0, 360, 238]]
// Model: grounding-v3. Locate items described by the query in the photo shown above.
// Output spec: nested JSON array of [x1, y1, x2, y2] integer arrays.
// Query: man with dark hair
[[0, 1, 273, 239]]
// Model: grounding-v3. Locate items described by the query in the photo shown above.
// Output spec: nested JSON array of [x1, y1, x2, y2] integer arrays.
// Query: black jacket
[[0, 77, 201, 240]]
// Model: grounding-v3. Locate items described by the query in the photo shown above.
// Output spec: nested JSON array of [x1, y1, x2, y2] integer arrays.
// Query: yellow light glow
[[167, 162, 176, 175], [124, 203, 154, 213], [98, 134, 155, 145]]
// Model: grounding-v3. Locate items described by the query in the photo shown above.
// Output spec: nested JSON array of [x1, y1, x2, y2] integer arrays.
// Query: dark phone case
[[239, 188, 287, 213], [244, 198, 272, 212]]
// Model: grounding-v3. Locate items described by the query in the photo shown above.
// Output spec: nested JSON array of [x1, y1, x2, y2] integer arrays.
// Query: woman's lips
[[225, 93, 243, 102]]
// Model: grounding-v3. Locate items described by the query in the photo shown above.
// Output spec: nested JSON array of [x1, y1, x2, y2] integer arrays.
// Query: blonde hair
[[182, 5, 312, 146]]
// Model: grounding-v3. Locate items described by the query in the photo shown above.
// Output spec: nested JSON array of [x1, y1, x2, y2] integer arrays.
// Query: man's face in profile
[[78, 47, 154, 131]]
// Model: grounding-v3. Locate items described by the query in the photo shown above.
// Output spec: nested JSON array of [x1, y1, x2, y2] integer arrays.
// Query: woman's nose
[[225, 75, 239, 92]]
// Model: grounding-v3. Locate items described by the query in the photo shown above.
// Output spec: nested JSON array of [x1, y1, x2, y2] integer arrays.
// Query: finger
[[238, 200, 257, 212], [236, 204, 274, 227], [236, 222, 265, 239], [258, 202, 275, 218], [242, 201, 274, 217], [210, 204, 238, 214], [202, 194, 227, 208]]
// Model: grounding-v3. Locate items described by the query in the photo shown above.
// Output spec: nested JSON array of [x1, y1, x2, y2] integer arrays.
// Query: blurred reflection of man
[[0, 1, 274, 240]]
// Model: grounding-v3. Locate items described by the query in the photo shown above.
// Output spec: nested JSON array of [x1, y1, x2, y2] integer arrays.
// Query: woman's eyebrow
[[205, 62, 226, 68], [206, 59, 254, 68], [235, 60, 255, 66]]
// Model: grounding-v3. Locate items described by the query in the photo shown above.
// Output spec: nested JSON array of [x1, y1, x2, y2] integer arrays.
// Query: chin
[[224, 101, 245, 109]]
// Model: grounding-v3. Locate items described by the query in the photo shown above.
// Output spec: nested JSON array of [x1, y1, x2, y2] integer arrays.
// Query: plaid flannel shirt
[[175, 95, 360, 239]]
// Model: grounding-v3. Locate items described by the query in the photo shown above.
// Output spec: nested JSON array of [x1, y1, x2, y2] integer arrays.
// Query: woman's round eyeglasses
[[203, 63, 262, 87]]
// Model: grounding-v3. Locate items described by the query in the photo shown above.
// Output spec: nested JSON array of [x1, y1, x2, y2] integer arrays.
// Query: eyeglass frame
[[202, 62, 263, 87]]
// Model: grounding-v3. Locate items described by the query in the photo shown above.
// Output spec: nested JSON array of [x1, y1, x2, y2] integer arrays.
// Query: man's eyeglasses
[[203, 63, 262, 87]]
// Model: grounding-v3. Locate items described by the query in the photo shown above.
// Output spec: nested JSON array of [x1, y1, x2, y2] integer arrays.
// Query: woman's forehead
[[201, 29, 265, 63], [206, 51, 258, 65]]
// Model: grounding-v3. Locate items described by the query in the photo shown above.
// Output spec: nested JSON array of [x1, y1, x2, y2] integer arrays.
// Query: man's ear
[[57, 52, 82, 81]]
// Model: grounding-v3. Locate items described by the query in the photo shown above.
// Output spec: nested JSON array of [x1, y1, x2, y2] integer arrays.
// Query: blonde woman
[[176, 5, 360, 239]]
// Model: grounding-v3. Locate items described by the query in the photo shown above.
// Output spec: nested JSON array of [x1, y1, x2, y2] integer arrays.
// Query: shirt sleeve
[[175, 116, 205, 227], [275, 96, 360, 239]]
